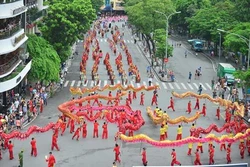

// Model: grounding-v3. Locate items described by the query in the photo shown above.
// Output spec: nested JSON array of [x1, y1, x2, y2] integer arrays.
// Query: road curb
[[136, 42, 169, 83]]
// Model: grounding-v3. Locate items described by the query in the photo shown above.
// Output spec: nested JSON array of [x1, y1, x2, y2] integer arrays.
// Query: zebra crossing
[[63, 80, 212, 91]]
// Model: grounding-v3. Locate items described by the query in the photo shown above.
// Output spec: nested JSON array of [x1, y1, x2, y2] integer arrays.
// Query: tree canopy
[[223, 22, 250, 55], [27, 35, 61, 83], [91, 0, 104, 13], [39, 0, 96, 62]]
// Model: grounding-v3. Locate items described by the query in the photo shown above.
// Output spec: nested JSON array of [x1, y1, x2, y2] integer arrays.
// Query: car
[[225, 73, 235, 86]]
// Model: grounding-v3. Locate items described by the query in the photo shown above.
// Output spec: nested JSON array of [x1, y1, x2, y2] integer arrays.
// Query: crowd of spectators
[[0, 16, 21, 35], [0, 83, 49, 134]]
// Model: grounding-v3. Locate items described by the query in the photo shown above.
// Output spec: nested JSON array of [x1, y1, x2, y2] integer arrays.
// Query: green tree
[[187, 1, 236, 41], [233, 69, 250, 88], [154, 29, 173, 69], [27, 35, 61, 83], [172, 0, 211, 32], [233, 0, 250, 22], [91, 0, 103, 13], [223, 22, 250, 55], [125, 0, 175, 56], [39, 0, 96, 62]]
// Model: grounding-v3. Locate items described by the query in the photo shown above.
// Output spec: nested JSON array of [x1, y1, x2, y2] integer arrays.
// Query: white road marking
[[127, 40, 130, 43], [143, 81, 147, 87], [193, 83, 199, 89], [90, 81, 95, 87], [136, 83, 141, 88], [116, 80, 121, 84], [77, 81, 81, 87], [83, 80, 88, 87], [130, 80, 134, 87], [174, 83, 181, 89], [64, 80, 69, 87], [181, 83, 187, 90], [162, 83, 167, 89], [98, 80, 101, 86], [155, 82, 160, 89], [104, 39, 107, 42], [205, 83, 212, 90], [103, 80, 108, 86], [168, 83, 174, 89], [199, 83, 207, 90], [187, 83, 194, 90], [100, 39, 103, 42], [70, 80, 75, 87]]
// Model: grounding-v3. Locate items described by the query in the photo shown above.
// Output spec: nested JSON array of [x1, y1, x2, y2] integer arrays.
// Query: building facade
[[0, 0, 31, 111]]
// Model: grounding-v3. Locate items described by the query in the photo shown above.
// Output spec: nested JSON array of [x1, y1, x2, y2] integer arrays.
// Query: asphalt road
[[1, 20, 250, 167]]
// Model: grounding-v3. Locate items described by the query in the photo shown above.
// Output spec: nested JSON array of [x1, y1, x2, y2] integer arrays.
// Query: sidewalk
[[136, 41, 172, 82]]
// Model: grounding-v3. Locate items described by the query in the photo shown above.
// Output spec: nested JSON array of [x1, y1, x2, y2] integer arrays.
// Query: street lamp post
[[155, 10, 181, 72], [219, 32, 221, 62], [217, 29, 250, 69]]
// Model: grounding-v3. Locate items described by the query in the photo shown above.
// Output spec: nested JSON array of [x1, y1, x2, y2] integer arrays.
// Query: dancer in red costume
[[128, 129, 134, 137], [93, 120, 99, 138], [226, 144, 231, 163], [194, 149, 202, 165], [46, 152, 56, 167], [247, 137, 250, 156], [51, 134, 60, 151], [201, 103, 206, 116], [140, 92, 145, 105], [151, 93, 158, 106], [225, 109, 231, 123], [133, 91, 137, 99], [190, 123, 196, 136], [194, 98, 200, 109], [82, 121, 87, 138], [107, 91, 112, 105], [126, 98, 130, 108], [216, 107, 220, 120], [209, 145, 215, 165], [141, 147, 148, 166], [186, 101, 192, 114], [113, 144, 121, 163], [60, 120, 67, 136], [239, 142, 245, 159], [171, 149, 181, 166], [8, 140, 14, 160], [70, 119, 75, 133], [167, 97, 175, 111], [72, 126, 81, 140], [102, 122, 108, 139], [30, 137, 37, 157], [197, 137, 203, 153], [160, 124, 165, 141], [128, 91, 132, 104]]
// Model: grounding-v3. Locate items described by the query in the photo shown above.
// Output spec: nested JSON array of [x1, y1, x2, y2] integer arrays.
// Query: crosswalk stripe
[[199, 83, 206, 90], [136, 83, 141, 88], [100, 39, 103, 42], [143, 81, 147, 87], [187, 83, 194, 90], [90, 81, 95, 87], [181, 83, 187, 90], [174, 83, 181, 89], [168, 83, 174, 89], [104, 39, 107, 42], [83, 80, 88, 87], [64, 81, 69, 87], [70, 80, 75, 87], [130, 80, 134, 87], [103, 80, 108, 86], [98, 80, 101, 86], [206, 83, 212, 90], [127, 40, 130, 43], [116, 80, 121, 84], [162, 83, 167, 89], [77, 81, 81, 87], [193, 83, 199, 89], [155, 82, 160, 88]]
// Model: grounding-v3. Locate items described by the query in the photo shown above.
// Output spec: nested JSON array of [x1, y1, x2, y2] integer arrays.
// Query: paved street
[[1, 19, 250, 167]]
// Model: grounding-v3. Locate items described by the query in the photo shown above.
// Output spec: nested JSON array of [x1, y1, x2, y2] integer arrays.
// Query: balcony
[[0, 60, 32, 93], [0, 29, 28, 55], [0, 22, 21, 39], [27, 8, 46, 23], [0, 0, 27, 19], [0, 55, 22, 78]]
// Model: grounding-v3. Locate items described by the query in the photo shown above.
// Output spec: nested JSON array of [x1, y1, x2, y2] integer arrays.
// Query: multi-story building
[[0, 0, 31, 111], [25, 0, 48, 34]]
